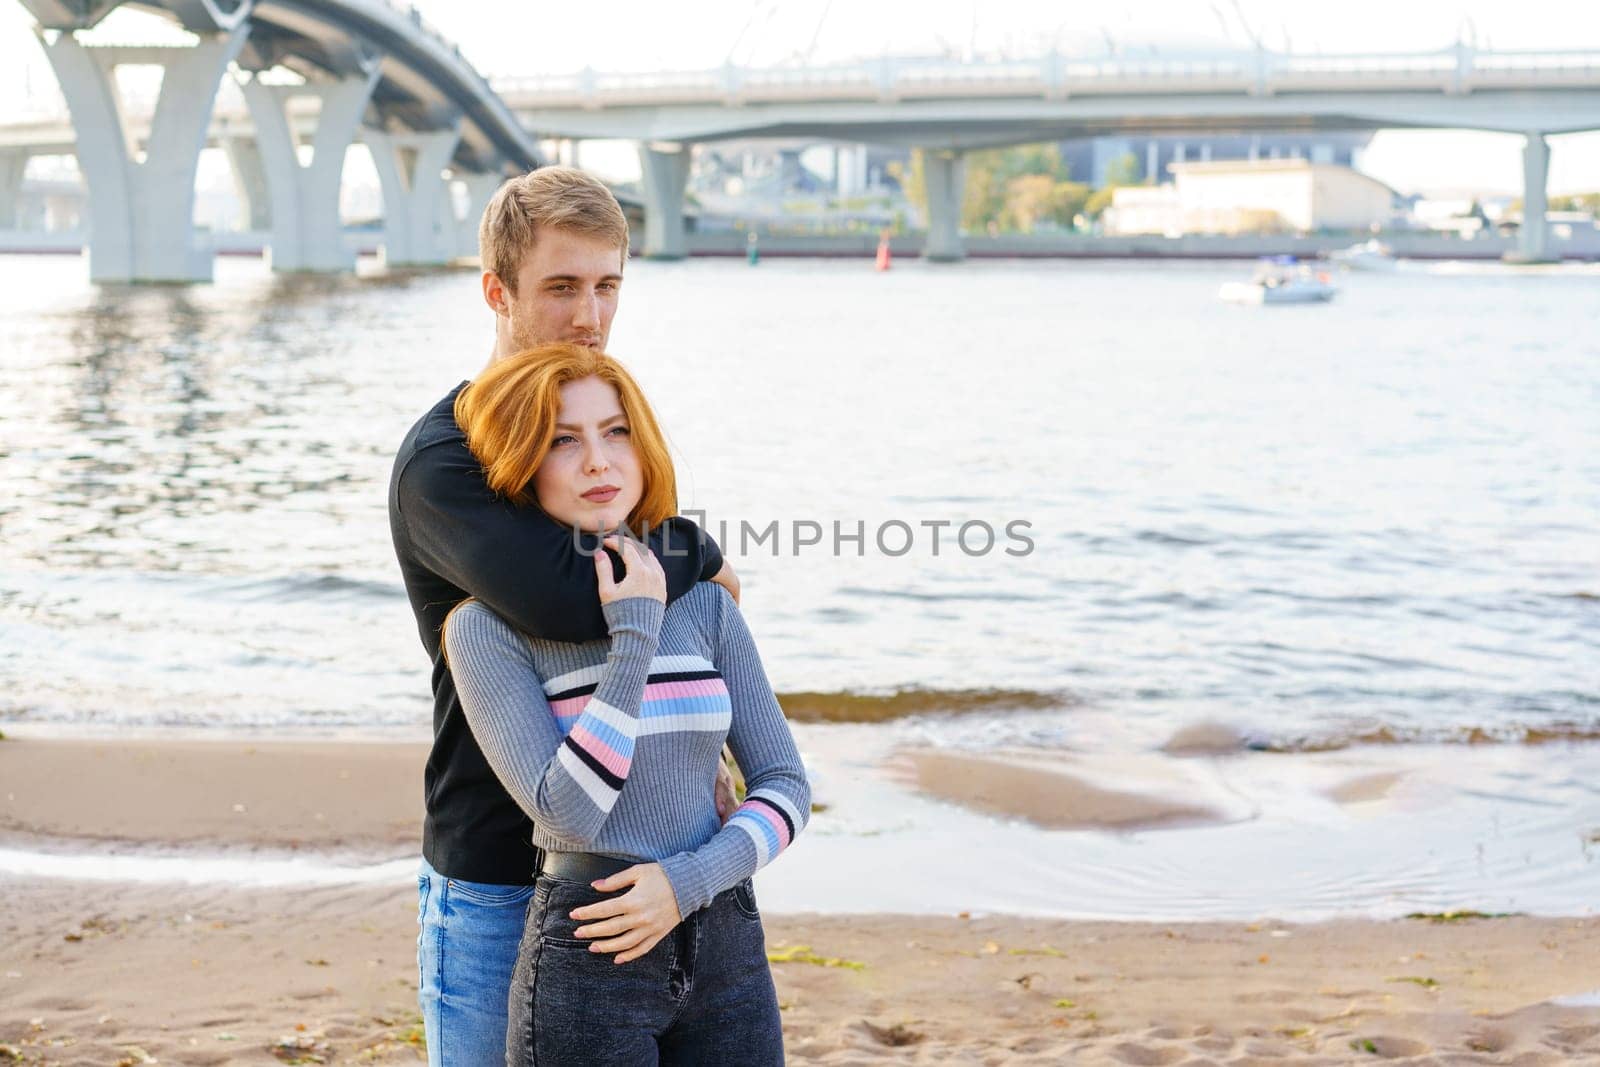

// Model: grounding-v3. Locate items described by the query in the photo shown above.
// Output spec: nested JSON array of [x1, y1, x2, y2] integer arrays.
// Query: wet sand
[[2, 736, 1598, 1064]]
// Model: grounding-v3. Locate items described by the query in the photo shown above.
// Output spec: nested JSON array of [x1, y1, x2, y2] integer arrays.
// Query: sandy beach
[[3, 736, 1598, 1065]]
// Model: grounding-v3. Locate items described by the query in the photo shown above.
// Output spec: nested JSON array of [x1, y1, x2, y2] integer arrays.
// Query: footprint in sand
[[1190, 1033, 1235, 1053], [1462, 1026, 1514, 1053], [1546, 1023, 1600, 1054], [1109, 1042, 1186, 1065]]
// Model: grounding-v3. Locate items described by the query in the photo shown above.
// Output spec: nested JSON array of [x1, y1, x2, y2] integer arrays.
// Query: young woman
[[441, 342, 808, 1065]]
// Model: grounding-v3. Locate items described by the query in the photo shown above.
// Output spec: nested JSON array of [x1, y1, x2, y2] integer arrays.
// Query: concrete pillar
[[364, 125, 462, 267], [453, 171, 503, 259], [638, 142, 690, 260], [241, 70, 379, 272], [221, 135, 270, 231], [0, 151, 28, 229], [38, 28, 249, 282], [1145, 140, 1159, 183], [1248, 135, 1261, 162], [1515, 132, 1553, 263], [1199, 143, 1212, 163], [838, 143, 868, 195], [923, 149, 966, 262]]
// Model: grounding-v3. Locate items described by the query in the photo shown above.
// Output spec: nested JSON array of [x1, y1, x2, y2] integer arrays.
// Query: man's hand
[[709, 559, 740, 605], [571, 863, 683, 965], [714, 754, 738, 826]]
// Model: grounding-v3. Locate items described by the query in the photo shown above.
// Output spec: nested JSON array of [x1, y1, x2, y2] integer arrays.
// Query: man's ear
[[482, 270, 510, 317]]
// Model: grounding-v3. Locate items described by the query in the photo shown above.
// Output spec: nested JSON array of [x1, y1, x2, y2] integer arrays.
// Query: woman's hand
[[594, 535, 666, 606], [570, 863, 683, 964]]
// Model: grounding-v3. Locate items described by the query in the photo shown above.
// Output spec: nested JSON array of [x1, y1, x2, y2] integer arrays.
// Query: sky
[[3, 0, 1599, 194]]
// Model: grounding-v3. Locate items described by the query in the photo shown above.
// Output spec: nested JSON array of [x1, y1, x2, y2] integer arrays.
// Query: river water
[[3, 255, 1600, 921], [4, 253, 1594, 751]]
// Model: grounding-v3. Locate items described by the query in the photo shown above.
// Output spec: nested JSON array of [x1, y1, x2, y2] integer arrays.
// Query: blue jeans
[[509, 874, 784, 1065], [417, 857, 537, 1067]]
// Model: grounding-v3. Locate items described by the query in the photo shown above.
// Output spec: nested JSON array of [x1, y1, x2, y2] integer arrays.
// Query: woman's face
[[533, 375, 644, 532]]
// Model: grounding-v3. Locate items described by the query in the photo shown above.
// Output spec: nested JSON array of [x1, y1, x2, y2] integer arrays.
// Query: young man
[[388, 167, 737, 1065]]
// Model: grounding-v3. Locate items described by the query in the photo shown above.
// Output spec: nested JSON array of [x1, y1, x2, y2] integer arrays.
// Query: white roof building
[[1105, 159, 1399, 236]]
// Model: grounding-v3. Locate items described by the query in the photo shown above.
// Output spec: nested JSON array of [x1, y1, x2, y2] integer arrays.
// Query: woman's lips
[[581, 487, 620, 503]]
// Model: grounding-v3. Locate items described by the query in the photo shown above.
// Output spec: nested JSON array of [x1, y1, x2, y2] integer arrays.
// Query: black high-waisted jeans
[[508, 873, 784, 1066]]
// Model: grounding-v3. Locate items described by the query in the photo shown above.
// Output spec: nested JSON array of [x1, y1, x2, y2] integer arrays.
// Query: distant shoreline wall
[[4, 230, 1596, 262]]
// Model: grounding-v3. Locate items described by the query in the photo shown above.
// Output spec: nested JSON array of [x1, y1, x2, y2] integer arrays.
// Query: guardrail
[[11, 44, 1600, 131], [492, 46, 1600, 108]]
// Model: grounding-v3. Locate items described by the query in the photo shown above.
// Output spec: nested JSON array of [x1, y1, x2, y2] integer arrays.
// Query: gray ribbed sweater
[[444, 582, 809, 919]]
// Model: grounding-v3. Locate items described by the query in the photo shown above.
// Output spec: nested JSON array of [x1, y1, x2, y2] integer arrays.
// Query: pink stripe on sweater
[[550, 679, 725, 720], [641, 678, 729, 702], [568, 725, 632, 778], [740, 800, 792, 850], [549, 695, 590, 720]]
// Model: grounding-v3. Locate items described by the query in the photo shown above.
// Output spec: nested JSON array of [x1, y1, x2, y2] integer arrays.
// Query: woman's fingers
[[593, 541, 615, 597], [614, 931, 668, 965], [569, 896, 629, 922], [588, 927, 651, 955], [593, 532, 668, 606], [573, 915, 637, 940]]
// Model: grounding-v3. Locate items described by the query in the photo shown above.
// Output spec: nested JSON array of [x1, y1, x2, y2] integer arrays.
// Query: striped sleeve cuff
[[728, 789, 805, 867]]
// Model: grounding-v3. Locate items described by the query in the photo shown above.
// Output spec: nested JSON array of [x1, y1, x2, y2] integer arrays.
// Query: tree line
[[891, 144, 1144, 234]]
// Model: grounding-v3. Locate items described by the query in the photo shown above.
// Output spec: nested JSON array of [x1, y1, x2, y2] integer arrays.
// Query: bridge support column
[[638, 142, 690, 260], [453, 171, 503, 259], [1510, 132, 1554, 264], [0, 151, 28, 229], [220, 135, 270, 232], [37, 28, 249, 282], [241, 70, 379, 272], [923, 149, 966, 263], [364, 125, 462, 267]]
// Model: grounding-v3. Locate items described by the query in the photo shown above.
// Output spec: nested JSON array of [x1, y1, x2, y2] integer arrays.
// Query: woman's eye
[[552, 434, 577, 447], [607, 426, 630, 438]]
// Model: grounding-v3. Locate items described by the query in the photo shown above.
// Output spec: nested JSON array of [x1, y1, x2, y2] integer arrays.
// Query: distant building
[[1102, 185, 1184, 237], [1062, 131, 1373, 187], [1104, 160, 1399, 236], [1410, 197, 1488, 236]]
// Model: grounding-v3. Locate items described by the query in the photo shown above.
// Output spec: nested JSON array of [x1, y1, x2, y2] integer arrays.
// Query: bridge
[[500, 47, 1600, 262], [5, 25, 1600, 277], [14, 0, 539, 281]]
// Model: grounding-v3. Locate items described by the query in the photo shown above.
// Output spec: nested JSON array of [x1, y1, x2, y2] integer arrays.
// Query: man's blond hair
[[478, 167, 629, 293]]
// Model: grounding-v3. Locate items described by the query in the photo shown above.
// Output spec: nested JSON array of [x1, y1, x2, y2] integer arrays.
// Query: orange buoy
[[875, 233, 891, 272]]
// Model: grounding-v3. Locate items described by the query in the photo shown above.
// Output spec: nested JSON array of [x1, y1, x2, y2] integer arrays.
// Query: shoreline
[[3, 737, 1599, 1062], [4, 734, 1597, 922], [5, 238, 1599, 263]]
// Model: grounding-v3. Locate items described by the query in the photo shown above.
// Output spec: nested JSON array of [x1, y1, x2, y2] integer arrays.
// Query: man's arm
[[396, 443, 721, 644]]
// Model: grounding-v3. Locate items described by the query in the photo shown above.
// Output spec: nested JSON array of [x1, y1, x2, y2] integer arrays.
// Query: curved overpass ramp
[[19, 0, 541, 279]]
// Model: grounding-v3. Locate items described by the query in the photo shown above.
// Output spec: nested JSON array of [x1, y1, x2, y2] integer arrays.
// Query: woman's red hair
[[453, 343, 678, 530]]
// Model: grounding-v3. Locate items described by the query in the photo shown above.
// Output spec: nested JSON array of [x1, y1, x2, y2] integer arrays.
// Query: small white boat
[[1328, 238, 1399, 272], [1219, 258, 1337, 304]]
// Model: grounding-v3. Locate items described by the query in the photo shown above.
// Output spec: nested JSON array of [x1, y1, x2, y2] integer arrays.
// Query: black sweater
[[388, 384, 723, 884]]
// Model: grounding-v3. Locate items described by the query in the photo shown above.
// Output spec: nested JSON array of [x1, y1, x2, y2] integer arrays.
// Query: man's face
[[493, 227, 624, 354]]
